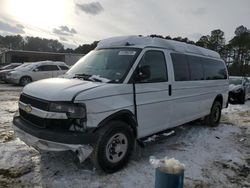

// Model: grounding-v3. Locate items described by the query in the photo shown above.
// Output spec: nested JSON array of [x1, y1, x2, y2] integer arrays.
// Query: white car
[[13, 36, 229, 173], [6, 61, 69, 86]]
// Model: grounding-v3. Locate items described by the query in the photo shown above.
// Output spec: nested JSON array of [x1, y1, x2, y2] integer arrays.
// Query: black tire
[[205, 101, 222, 127], [19, 76, 32, 86], [238, 91, 245, 104], [91, 120, 135, 173]]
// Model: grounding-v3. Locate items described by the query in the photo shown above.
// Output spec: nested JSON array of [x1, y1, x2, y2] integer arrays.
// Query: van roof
[[96, 35, 221, 59]]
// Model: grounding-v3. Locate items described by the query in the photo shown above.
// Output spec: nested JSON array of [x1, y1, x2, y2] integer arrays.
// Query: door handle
[[169, 84, 172, 96]]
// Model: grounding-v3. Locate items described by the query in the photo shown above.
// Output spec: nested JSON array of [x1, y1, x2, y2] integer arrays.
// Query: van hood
[[22, 78, 105, 101]]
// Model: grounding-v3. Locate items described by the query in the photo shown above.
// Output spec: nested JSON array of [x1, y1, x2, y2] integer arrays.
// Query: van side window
[[171, 53, 190, 81], [187, 56, 204, 80], [203, 59, 227, 80], [135, 50, 168, 83]]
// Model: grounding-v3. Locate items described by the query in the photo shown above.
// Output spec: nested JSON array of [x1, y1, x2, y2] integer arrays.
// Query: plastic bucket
[[155, 168, 184, 188]]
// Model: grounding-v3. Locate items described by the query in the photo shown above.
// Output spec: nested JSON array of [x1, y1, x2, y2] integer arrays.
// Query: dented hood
[[22, 78, 105, 101]]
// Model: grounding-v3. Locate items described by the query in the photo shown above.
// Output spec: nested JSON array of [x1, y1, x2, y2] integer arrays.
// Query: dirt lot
[[0, 84, 249, 188]]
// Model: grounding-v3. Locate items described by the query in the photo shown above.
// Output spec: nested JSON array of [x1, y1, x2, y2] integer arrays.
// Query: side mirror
[[136, 65, 151, 82], [33, 68, 38, 72]]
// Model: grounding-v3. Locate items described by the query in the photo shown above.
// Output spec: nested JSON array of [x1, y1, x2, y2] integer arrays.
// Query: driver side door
[[132, 50, 173, 138]]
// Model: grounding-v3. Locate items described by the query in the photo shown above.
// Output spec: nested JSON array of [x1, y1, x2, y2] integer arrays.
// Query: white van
[[13, 36, 229, 173], [6, 61, 69, 86]]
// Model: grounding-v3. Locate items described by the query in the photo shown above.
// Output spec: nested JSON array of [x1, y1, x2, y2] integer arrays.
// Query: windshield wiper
[[73, 73, 93, 81], [74, 73, 107, 83]]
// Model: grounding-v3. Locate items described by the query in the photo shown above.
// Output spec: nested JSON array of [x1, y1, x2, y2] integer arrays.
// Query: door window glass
[[135, 50, 168, 83], [187, 55, 204, 80], [59, 65, 69, 70], [36, 65, 59, 71], [202, 59, 227, 80]]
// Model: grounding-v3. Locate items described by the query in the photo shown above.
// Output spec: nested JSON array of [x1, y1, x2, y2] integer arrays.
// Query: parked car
[[13, 36, 229, 173], [0, 63, 30, 82], [229, 76, 250, 104], [0, 63, 22, 71], [0, 63, 22, 81], [6, 61, 69, 86]]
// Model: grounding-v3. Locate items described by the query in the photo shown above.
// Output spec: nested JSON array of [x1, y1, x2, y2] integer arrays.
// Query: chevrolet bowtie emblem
[[24, 104, 32, 113]]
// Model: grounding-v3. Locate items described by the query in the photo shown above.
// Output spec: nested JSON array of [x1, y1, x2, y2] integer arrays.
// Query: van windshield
[[67, 48, 140, 83]]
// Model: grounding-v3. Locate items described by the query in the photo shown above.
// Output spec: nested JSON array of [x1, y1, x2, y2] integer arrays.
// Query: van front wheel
[[91, 121, 135, 173], [205, 101, 222, 127]]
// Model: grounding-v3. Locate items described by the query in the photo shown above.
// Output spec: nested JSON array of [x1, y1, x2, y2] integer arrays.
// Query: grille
[[19, 109, 72, 131], [19, 94, 74, 132], [20, 109, 46, 128], [19, 94, 49, 111]]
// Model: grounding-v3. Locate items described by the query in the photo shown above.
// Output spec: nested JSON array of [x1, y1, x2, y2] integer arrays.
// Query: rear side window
[[202, 59, 227, 80], [135, 50, 168, 83], [187, 56, 204, 80], [171, 53, 190, 81], [37, 65, 59, 71], [59, 65, 69, 70], [172, 53, 227, 81]]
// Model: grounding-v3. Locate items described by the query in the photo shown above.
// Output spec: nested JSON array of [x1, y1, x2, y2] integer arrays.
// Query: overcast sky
[[0, 0, 250, 48]]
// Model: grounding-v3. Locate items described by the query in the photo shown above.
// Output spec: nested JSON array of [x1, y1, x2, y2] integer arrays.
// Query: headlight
[[49, 102, 86, 119], [9, 73, 19, 78]]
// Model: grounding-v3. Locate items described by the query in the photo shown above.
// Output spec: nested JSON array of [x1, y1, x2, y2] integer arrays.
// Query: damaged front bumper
[[13, 115, 98, 162]]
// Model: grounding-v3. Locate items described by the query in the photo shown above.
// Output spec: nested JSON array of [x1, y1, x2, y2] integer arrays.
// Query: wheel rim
[[212, 105, 220, 123], [105, 133, 128, 163], [21, 77, 31, 85]]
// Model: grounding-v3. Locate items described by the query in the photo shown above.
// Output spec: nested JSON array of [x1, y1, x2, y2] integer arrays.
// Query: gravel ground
[[0, 84, 249, 188]]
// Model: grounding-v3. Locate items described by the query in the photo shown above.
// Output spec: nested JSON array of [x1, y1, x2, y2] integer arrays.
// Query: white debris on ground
[[149, 156, 185, 174], [0, 85, 250, 188]]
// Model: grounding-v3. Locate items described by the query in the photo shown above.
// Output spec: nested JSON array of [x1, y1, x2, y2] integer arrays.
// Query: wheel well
[[94, 110, 138, 138], [214, 94, 223, 106], [20, 76, 32, 81]]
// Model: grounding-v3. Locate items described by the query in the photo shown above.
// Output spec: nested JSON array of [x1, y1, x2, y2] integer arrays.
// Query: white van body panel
[[15, 36, 229, 140], [170, 80, 228, 127], [74, 84, 134, 127]]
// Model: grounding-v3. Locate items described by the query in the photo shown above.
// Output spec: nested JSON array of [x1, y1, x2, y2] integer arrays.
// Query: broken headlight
[[49, 102, 86, 119]]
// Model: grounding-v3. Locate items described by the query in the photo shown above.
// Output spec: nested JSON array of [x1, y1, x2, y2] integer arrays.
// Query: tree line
[[0, 25, 249, 76]]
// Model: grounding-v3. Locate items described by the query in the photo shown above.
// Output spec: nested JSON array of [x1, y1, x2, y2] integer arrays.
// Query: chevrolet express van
[[13, 36, 229, 173]]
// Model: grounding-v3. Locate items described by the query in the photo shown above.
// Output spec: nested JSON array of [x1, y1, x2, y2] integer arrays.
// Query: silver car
[[229, 76, 250, 104]]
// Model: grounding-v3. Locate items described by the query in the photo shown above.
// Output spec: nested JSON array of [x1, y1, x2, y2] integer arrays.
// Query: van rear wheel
[[19, 76, 32, 86], [205, 101, 222, 127], [91, 121, 135, 173]]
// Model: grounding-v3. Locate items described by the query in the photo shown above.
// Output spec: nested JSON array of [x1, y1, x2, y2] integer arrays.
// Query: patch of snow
[[0, 87, 249, 187]]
